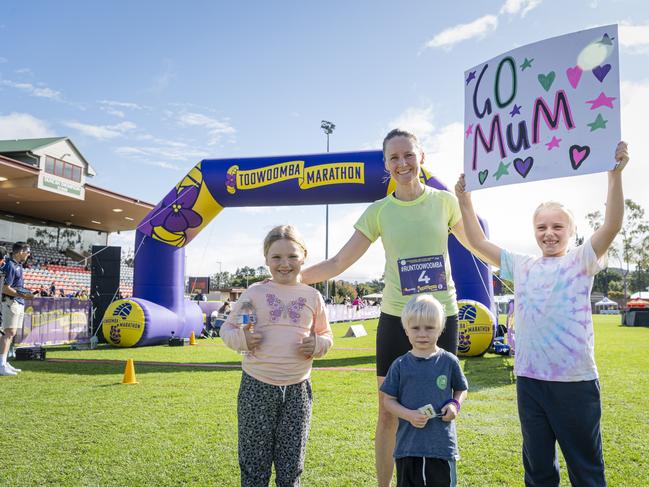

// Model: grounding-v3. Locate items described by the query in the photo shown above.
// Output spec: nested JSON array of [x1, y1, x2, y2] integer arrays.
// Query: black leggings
[[376, 312, 458, 377]]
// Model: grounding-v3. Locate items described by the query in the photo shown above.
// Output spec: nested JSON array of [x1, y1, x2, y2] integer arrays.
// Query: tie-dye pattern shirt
[[500, 239, 606, 382]]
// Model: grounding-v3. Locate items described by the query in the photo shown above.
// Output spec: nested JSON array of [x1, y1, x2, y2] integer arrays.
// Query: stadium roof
[[0, 154, 154, 233], [0, 137, 96, 176]]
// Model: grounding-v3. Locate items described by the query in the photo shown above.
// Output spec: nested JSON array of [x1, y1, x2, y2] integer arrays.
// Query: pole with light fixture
[[215, 261, 223, 289], [320, 120, 335, 301]]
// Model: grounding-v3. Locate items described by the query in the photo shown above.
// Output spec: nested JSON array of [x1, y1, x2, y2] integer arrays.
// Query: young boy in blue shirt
[[380, 295, 468, 487]]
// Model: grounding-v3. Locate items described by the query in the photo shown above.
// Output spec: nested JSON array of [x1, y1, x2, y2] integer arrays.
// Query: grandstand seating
[[2, 241, 133, 297]]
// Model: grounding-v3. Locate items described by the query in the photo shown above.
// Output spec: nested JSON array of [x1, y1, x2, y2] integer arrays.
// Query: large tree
[[231, 266, 270, 288], [587, 199, 649, 300], [210, 271, 233, 289]]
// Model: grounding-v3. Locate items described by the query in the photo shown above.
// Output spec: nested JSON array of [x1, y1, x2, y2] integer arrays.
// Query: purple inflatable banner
[[104, 150, 495, 347]]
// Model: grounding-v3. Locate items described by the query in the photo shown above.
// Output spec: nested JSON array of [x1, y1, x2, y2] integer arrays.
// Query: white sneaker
[[0, 365, 17, 376], [6, 363, 21, 373]]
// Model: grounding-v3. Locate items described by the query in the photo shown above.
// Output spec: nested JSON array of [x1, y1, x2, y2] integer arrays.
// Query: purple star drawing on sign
[[509, 104, 521, 117], [150, 186, 202, 233], [465, 124, 474, 139], [465, 71, 476, 85]]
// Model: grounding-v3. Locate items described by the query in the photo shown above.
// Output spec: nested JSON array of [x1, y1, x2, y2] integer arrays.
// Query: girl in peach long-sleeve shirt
[[220, 225, 332, 487]]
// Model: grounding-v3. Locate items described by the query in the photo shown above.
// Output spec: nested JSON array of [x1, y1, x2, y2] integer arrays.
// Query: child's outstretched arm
[[454, 175, 502, 267], [300, 230, 371, 284], [591, 141, 629, 259]]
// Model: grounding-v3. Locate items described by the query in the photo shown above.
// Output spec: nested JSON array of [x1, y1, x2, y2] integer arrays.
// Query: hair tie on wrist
[[443, 398, 461, 412]]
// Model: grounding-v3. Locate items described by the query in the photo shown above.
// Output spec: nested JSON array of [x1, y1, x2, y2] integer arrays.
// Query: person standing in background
[[1, 242, 33, 376]]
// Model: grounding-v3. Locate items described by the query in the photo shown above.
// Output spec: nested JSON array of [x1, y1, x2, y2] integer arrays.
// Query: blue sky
[[2, 0, 649, 281]]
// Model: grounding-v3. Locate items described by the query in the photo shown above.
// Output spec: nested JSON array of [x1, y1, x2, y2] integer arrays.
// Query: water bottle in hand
[[237, 299, 257, 333]]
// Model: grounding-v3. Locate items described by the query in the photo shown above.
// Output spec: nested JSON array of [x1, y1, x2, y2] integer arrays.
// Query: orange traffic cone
[[189, 331, 197, 346], [121, 358, 138, 384]]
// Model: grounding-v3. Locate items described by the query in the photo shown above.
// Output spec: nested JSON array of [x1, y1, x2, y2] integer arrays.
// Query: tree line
[[210, 266, 384, 303]]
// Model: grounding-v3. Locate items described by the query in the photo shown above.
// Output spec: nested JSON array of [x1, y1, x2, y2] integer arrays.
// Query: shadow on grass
[[16, 360, 243, 376], [14, 354, 377, 376], [462, 353, 515, 392], [313, 355, 376, 368]]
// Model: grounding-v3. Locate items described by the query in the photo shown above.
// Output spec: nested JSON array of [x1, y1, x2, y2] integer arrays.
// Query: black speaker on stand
[[90, 246, 121, 341]]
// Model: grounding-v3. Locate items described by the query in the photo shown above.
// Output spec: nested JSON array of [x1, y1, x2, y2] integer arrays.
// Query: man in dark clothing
[[1, 242, 33, 376]]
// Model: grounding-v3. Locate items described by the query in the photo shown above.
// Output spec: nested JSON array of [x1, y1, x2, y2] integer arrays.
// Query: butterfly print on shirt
[[266, 294, 307, 323]]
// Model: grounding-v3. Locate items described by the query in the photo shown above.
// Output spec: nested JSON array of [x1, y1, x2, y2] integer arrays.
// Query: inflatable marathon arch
[[101, 150, 495, 347]]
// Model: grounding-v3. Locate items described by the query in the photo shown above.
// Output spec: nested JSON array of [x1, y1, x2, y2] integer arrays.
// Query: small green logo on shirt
[[436, 375, 448, 389]]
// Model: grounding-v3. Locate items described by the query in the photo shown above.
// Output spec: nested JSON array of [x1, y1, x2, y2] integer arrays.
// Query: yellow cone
[[189, 331, 197, 346], [121, 358, 138, 384]]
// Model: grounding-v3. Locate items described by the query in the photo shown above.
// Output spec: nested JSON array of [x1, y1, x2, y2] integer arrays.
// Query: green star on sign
[[520, 58, 534, 71], [493, 161, 510, 180], [587, 113, 608, 131]]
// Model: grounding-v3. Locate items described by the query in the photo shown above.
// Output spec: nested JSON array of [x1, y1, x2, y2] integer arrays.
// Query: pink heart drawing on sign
[[569, 144, 591, 170], [566, 66, 583, 89]]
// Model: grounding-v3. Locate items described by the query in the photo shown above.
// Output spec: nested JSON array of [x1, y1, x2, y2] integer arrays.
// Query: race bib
[[398, 255, 447, 295]]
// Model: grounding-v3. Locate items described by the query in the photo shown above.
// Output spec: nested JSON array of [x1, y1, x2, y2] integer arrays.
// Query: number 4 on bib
[[418, 271, 431, 284]]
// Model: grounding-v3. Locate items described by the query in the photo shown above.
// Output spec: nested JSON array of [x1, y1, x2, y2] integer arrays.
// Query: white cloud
[[619, 22, 649, 54], [388, 106, 436, 143], [177, 112, 236, 146], [32, 86, 60, 98], [425, 0, 542, 51], [101, 107, 125, 118], [499, 0, 542, 17], [65, 120, 136, 140], [98, 100, 144, 118], [115, 147, 148, 157], [99, 100, 143, 110], [115, 141, 209, 162], [619, 79, 649, 221], [1, 79, 62, 100], [140, 160, 182, 170], [0, 112, 54, 139], [425, 15, 498, 49]]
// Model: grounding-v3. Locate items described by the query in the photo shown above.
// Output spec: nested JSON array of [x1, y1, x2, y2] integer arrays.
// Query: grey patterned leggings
[[237, 372, 313, 487]]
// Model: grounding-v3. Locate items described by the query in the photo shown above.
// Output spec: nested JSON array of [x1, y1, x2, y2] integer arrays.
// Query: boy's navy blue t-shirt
[[380, 350, 468, 460]]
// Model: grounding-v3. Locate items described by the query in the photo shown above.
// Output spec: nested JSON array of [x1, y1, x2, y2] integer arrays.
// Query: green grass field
[[1, 316, 647, 486]]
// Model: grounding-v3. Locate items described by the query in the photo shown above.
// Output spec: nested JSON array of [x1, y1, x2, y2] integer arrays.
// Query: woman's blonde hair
[[533, 201, 576, 235], [263, 225, 308, 258], [401, 295, 445, 332]]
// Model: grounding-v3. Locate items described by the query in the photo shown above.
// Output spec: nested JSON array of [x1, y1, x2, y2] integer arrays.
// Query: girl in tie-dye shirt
[[455, 142, 629, 487], [221, 225, 332, 486]]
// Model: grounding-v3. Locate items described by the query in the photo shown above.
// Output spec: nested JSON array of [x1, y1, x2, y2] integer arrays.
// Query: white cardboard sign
[[463, 25, 620, 191]]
